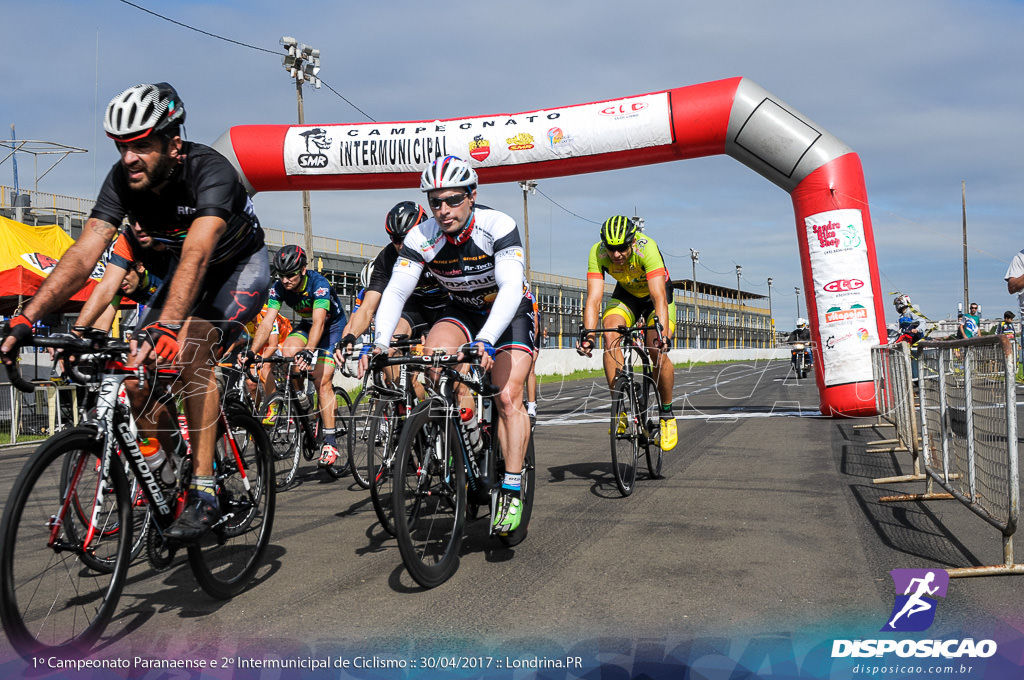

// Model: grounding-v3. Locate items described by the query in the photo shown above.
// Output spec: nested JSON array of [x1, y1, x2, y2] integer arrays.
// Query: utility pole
[[519, 180, 537, 283], [281, 37, 321, 262]]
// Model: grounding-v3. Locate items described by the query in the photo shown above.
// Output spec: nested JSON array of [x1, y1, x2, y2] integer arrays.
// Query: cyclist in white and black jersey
[[369, 155, 536, 536]]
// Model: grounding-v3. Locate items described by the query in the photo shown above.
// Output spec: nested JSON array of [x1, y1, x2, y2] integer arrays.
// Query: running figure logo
[[882, 568, 949, 632]]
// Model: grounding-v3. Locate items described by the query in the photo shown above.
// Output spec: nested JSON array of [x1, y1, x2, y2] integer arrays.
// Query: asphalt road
[[1, 357, 1021, 678]]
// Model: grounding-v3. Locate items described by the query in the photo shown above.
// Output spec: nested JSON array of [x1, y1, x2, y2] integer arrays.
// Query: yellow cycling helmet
[[600, 215, 637, 248]]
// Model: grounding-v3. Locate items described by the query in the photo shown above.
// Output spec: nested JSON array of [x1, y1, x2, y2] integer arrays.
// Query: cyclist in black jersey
[[335, 201, 448, 380], [367, 156, 536, 536], [1, 83, 270, 542]]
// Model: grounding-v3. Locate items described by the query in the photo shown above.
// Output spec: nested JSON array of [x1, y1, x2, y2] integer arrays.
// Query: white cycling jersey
[[373, 206, 527, 347]]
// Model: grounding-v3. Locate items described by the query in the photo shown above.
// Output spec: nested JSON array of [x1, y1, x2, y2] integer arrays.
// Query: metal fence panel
[[917, 336, 1018, 536]]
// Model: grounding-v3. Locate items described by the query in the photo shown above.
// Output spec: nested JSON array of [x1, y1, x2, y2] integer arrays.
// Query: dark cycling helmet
[[420, 155, 478, 192], [385, 201, 427, 241], [104, 82, 186, 142], [600, 215, 638, 248], [273, 245, 307, 276]]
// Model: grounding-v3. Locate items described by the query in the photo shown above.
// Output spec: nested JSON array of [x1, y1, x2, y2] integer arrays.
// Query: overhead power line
[[116, 0, 375, 122]]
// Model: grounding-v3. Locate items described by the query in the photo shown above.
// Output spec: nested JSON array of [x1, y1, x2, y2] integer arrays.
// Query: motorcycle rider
[[786, 318, 813, 375]]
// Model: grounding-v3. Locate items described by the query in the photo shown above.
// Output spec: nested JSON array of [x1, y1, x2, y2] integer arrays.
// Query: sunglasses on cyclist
[[427, 193, 469, 210], [278, 270, 302, 280], [605, 242, 632, 253]]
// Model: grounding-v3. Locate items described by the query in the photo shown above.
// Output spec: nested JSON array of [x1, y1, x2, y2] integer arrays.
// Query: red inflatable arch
[[213, 77, 885, 417]]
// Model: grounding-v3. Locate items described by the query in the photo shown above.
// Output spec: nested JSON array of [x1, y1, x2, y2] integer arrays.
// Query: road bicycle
[[346, 336, 423, 534], [579, 320, 665, 496], [0, 333, 275, 658], [254, 350, 352, 489], [372, 347, 536, 588]]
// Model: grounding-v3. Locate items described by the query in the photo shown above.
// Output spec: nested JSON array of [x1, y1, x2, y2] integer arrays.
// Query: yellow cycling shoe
[[658, 416, 678, 451], [261, 401, 279, 426], [609, 411, 628, 435]]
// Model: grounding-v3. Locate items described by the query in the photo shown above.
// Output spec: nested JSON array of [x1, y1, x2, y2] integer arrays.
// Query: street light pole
[[690, 248, 700, 349], [519, 180, 537, 283], [795, 286, 802, 322], [767, 277, 774, 347], [735, 264, 743, 348], [281, 37, 321, 263]]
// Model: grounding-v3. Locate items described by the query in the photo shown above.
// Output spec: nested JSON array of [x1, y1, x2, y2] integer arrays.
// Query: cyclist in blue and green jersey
[[577, 215, 678, 451], [250, 245, 349, 470]]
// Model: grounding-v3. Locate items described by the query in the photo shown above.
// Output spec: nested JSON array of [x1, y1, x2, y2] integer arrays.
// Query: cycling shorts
[[289, 316, 345, 364], [438, 298, 537, 355], [138, 246, 270, 349], [603, 283, 677, 336], [401, 304, 447, 340]]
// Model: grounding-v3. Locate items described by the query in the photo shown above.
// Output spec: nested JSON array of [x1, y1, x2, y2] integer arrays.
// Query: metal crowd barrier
[[0, 382, 80, 446], [912, 335, 1022, 577], [868, 342, 923, 484]]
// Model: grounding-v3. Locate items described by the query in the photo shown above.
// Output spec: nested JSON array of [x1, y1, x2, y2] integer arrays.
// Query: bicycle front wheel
[[369, 398, 402, 535], [0, 429, 131, 657], [610, 374, 640, 497], [188, 406, 275, 599], [323, 387, 354, 480], [346, 388, 372, 488], [62, 450, 150, 573], [391, 400, 466, 588], [265, 394, 301, 490]]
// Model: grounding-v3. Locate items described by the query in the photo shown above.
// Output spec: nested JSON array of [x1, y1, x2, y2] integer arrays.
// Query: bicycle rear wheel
[[369, 398, 401, 535], [610, 374, 640, 496], [0, 429, 131, 657], [639, 372, 664, 479], [323, 387, 353, 480], [392, 400, 466, 588], [188, 406, 275, 599], [346, 388, 373, 489], [265, 394, 301, 490]]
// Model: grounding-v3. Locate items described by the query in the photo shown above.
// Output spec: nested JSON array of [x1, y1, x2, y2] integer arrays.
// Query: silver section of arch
[[725, 78, 853, 192], [212, 129, 257, 197]]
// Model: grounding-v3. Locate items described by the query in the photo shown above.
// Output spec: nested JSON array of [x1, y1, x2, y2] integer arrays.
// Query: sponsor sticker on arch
[[282, 93, 672, 175], [806, 208, 880, 387]]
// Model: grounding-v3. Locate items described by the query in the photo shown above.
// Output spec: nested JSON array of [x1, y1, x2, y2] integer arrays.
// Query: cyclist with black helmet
[[335, 201, 448, 368], [1, 82, 269, 542], [250, 245, 349, 469], [577, 215, 678, 451], [367, 156, 537, 536]]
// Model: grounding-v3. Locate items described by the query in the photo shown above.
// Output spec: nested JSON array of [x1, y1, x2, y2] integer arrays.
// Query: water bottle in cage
[[460, 407, 484, 457]]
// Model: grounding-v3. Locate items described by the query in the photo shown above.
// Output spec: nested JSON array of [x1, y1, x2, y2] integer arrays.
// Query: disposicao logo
[[883, 568, 948, 632], [831, 568, 998, 660]]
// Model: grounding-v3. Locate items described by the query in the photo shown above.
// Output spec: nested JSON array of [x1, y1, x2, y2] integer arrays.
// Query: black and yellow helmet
[[600, 215, 638, 248]]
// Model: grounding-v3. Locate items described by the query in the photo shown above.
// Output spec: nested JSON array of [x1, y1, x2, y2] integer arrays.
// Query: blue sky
[[4, 0, 1024, 328]]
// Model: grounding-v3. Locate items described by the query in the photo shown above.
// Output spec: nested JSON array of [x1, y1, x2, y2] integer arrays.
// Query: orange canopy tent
[[0, 215, 108, 315]]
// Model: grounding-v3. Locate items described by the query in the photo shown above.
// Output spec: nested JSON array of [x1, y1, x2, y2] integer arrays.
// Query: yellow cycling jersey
[[586, 234, 669, 298]]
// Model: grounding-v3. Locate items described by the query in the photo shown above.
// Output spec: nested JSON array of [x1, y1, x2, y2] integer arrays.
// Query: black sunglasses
[[605, 242, 631, 253], [428, 193, 469, 210]]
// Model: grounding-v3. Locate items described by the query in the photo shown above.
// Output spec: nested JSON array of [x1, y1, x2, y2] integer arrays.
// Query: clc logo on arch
[[823, 278, 864, 293]]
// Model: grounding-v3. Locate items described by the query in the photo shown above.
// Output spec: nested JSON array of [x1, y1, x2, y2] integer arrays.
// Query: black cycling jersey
[[90, 141, 264, 265], [368, 244, 449, 311]]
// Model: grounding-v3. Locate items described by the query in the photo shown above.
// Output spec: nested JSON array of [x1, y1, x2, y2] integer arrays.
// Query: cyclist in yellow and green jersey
[[577, 215, 678, 451]]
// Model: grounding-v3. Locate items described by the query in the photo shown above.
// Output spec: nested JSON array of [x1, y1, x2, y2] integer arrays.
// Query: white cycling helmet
[[104, 82, 186, 142], [420, 155, 478, 192], [358, 260, 374, 289], [796, 317, 808, 328]]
